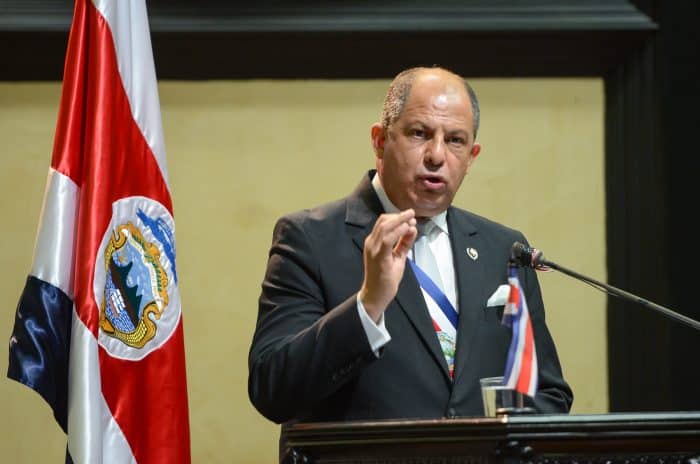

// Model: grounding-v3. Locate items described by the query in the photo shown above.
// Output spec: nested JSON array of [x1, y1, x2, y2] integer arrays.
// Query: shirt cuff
[[356, 295, 391, 356]]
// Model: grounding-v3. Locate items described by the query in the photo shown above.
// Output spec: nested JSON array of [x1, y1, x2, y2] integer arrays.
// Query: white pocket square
[[486, 284, 511, 307]]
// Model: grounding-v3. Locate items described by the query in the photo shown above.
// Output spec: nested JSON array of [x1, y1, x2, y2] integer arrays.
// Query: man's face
[[372, 71, 481, 218]]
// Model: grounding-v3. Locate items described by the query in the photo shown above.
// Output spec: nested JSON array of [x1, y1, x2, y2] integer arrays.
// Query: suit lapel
[[448, 209, 491, 385], [394, 267, 452, 381], [347, 173, 451, 382]]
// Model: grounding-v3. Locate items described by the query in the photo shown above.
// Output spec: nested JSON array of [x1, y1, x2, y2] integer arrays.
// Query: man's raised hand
[[359, 209, 418, 322]]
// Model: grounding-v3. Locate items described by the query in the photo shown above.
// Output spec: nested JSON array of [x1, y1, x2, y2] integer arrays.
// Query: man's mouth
[[419, 175, 446, 191]]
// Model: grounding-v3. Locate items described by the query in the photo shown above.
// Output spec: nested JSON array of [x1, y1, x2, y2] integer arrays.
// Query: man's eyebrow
[[404, 120, 432, 129]]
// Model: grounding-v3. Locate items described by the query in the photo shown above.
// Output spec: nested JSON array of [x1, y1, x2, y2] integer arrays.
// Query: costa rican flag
[[6, 0, 191, 462], [501, 265, 538, 397]]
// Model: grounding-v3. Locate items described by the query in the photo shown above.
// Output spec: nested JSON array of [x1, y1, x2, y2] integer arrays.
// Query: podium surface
[[285, 412, 700, 463]]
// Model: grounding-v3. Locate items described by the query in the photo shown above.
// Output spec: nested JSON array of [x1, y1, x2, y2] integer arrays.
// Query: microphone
[[510, 242, 548, 270], [508, 241, 700, 332]]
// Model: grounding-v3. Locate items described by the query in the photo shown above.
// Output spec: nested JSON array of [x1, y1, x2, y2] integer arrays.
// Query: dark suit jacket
[[248, 171, 573, 426]]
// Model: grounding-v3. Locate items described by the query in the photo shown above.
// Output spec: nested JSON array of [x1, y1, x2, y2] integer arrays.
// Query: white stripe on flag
[[528, 347, 538, 395], [31, 168, 79, 299], [92, 0, 169, 186], [68, 308, 135, 464]]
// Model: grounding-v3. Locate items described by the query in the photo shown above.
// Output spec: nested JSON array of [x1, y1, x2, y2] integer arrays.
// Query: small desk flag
[[502, 265, 538, 397]]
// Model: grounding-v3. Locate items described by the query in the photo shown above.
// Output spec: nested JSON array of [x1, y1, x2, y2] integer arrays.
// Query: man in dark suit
[[248, 67, 572, 429]]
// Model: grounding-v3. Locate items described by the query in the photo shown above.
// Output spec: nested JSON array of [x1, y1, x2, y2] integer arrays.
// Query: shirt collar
[[371, 172, 449, 235]]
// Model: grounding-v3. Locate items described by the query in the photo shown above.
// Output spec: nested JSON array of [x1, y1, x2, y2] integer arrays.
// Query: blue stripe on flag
[[7, 275, 72, 432], [502, 289, 523, 384]]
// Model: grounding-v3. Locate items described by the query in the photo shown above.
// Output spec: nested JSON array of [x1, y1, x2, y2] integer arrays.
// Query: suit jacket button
[[447, 408, 457, 419]]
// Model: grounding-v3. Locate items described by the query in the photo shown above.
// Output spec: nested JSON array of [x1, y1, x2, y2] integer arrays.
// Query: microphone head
[[510, 242, 531, 267], [510, 241, 545, 268]]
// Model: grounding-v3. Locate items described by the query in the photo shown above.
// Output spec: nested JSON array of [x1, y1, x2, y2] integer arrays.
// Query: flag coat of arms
[[7, 0, 191, 462]]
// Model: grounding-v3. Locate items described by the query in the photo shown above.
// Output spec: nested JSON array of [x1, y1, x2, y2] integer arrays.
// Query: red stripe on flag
[[100, 322, 190, 462], [516, 317, 535, 394], [50, 0, 88, 186], [510, 284, 520, 309]]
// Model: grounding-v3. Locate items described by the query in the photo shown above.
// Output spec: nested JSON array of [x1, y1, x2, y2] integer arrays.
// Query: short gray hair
[[380, 67, 480, 140]]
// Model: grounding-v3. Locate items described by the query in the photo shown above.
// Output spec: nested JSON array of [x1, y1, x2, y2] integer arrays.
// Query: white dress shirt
[[357, 173, 459, 354]]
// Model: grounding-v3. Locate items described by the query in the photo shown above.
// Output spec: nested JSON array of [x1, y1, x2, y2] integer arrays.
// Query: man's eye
[[410, 129, 426, 138], [448, 136, 466, 145]]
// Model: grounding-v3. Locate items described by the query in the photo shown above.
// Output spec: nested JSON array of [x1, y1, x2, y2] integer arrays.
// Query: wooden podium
[[285, 412, 700, 463]]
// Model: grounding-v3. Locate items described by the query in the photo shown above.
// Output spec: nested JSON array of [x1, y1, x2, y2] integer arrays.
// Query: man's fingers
[[381, 221, 416, 254], [394, 224, 418, 258], [373, 209, 415, 234], [369, 210, 416, 255]]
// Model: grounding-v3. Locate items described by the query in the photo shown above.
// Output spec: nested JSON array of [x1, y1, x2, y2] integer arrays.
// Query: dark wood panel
[[285, 413, 700, 463], [1, 0, 656, 33], [0, 0, 655, 80]]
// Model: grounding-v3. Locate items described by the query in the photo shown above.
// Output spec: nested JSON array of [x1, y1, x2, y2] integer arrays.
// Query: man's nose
[[424, 136, 446, 166]]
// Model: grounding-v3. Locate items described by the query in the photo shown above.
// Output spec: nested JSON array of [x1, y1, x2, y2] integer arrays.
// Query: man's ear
[[470, 142, 481, 158], [370, 123, 385, 158], [466, 143, 482, 170]]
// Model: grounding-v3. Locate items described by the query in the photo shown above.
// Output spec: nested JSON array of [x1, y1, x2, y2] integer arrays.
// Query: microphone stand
[[535, 257, 700, 332]]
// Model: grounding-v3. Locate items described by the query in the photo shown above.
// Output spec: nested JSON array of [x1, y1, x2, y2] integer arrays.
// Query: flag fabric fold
[[8, 276, 73, 431], [7, 0, 191, 462], [501, 265, 538, 397]]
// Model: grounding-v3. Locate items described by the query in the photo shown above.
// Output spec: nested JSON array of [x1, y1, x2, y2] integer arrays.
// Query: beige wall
[[0, 78, 605, 462]]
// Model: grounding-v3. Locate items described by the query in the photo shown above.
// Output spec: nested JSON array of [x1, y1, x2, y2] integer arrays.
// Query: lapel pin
[[466, 247, 479, 261]]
